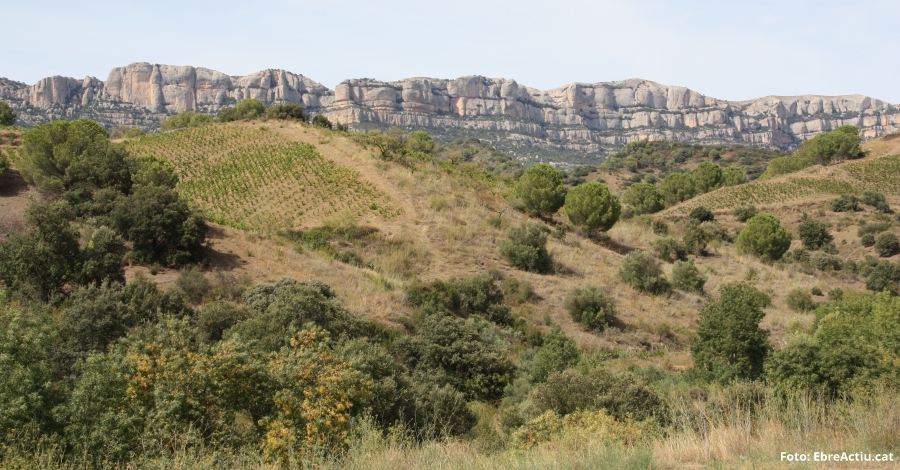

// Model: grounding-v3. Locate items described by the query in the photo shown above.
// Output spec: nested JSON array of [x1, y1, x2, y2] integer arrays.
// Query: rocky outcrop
[[324, 77, 900, 159], [1, 63, 332, 130], [2, 63, 898, 162]]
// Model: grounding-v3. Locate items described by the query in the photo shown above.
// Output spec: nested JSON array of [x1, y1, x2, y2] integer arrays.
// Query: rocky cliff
[[3, 63, 898, 163]]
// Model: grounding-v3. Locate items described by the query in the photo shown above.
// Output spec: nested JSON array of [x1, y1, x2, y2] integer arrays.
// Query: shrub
[[796, 125, 861, 164], [110, 185, 208, 267], [406, 130, 436, 154], [734, 205, 758, 222], [651, 219, 669, 236], [736, 213, 792, 261], [811, 287, 823, 296], [829, 288, 843, 301], [862, 233, 876, 247], [529, 368, 666, 423], [875, 232, 900, 257], [499, 221, 553, 273], [785, 247, 811, 263], [810, 252, 842, 271], [514, 164, 567, 216], [196, 300, 250, 342], [394, 314, 514, 401], [798, 215, 832, 250], [564, 182, 621, 233], [861, 190, 891, 213], [621, 183, 664, 215], [0, 100, 16, 126], [531, 325, 581, 383], [760, 156, 811, 179], [671, 259, 706, 293], [217, 99, 266, 122], [692, 162, 722, 193], [722, 166, 748, 186], [786, 288, 817, 312], [683, 220, 715, 255], [858, 221, 892, 237], [564, 286, 616, 330], [160, 111, 211, 131], [691, 283, 770, 382], [831, 194, 859, 212], [658, 173, 698, 205], [174, 265, 210, 304], [265, 103, 306, 121], [312, 114, 333, 129], [651, 236, 687, 263], [865, 260, 900, 294], [689, 206, 714, 222], [618, 250, 670, 294]]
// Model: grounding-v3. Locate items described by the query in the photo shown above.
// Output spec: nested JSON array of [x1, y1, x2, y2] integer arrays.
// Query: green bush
[[651, 219, 669, 235], [531, 325, 580, 383], [563, 286, 616, 330], [110, 185, 208, 267], [734, 206, 758, 222], [651, 236, 687, 263], [865, 260, 900, 295], [618, 250, 670, 294], [691, 283, 770, 383], [621, 183, 664, 215], [174, 265, 210, 304], [499, 221, 553, 273], [563, 182, 621, 233], [689, 206, 714, 222], [875, 232, 900, 257], [671, 259, 706, 293], [394, 314, 514, 401], [798, 215, 832, 250], [736, 213, 792, 261], [160, 111, 211, 131], [196, 300, 250, 342], [786, 287, 817, 312], [861, 190, 891, 213], [683, 220, 716, 255], [760, 155, 811, 179], [265, 103, 306, 121], [796, 125, 861, 164], [514, 164, 567, 216], [0, 100, 16, 126], [721, 166, 748, 186], [862, 233, 876, 247], [658, 173, 698, 205], [831, 194, 859, 212], [829, 288, 844, 301], [406, 130, 436, 154], [811, 287, 823, 296], [810, 252, 842, 271], [217, 99, 266, 122], [312, 114, 333, 129], [529, 368, 666, 423], [692, 162, 722, 193]]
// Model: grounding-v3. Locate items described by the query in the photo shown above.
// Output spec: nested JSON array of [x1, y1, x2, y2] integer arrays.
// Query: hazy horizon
[[3, 0, 898, 103]]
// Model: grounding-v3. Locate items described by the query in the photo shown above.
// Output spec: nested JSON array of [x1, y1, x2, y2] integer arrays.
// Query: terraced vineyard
[[668, 153, 900, 214], [844, 155, 900, 195], [128, 124, 398, 231]]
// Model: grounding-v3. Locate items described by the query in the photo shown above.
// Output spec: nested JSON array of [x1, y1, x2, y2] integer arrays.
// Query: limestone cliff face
[[1, 62, 332, 129], [324, 77, 900, 157], [2, 63, 898, 159]]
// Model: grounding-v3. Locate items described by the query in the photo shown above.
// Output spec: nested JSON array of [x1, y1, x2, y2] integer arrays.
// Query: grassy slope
[[127, 122, 889, 365]]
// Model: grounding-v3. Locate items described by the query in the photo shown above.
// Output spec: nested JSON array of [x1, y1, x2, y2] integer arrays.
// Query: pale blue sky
[[2, 0, 897, 103]]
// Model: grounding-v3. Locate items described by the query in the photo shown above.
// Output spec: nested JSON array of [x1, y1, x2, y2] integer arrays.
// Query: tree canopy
[[515, 164, 567, 216], [564, 182, 621, 233], [736, 212, 792, 261]]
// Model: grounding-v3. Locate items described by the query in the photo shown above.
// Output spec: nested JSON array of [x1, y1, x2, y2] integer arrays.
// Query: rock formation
[[2, 63, 898, 162]]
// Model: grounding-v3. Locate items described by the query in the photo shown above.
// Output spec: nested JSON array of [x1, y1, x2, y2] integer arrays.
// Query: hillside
[[3, 119, 900, 468]]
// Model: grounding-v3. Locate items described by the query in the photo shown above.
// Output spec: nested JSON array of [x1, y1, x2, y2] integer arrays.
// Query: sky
[[2, 0, 898, 103]]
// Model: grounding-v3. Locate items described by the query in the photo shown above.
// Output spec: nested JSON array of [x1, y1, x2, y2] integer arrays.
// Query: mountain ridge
[[2, 62, 898, 163]]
